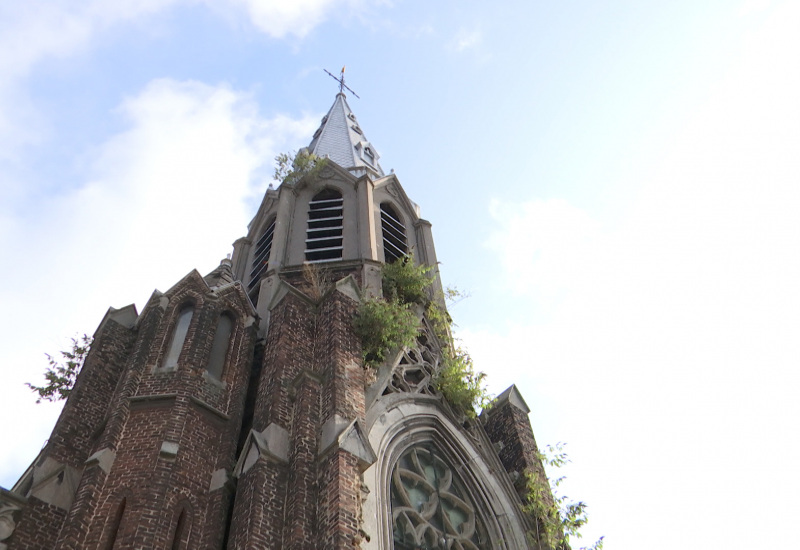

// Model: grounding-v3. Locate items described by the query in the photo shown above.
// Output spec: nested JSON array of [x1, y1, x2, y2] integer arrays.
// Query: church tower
[[1, 90, 551, 550]]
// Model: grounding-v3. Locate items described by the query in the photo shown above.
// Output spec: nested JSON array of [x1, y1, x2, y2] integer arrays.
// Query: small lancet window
[[306, 188, 344, 263], [380, 203, 407, 263], [162, 305, 194, 369], [207, 314, 234, 379], [169, 508, 188, 550], [248, 217, 276, 294], [104, 497, 126, 550], [391, 445, 489, 550]]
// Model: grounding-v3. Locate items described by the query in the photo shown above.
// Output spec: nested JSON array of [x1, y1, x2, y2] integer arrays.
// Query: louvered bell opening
[[381, 203, 407, 263], [306, 190, 343, 262], [248, 219, 275, 293]]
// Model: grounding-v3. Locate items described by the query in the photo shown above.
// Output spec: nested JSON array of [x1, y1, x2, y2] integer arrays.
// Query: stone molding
[[234, 423, 290, 477]]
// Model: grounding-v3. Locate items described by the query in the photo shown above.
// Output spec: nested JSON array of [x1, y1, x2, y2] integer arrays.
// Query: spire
[[307, 93, 385, 178]]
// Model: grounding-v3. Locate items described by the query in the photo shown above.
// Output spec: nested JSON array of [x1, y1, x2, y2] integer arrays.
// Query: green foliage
[[381, 256, 434, 305], [523, 443, 604, 550], [354, 254, 434, 367], [353, 299, 419, 367], [273, 150, 328, 186], [353, 253, 490, 417], [26, 334, 92, 403], [425, 298, 449, 342], [434, 345, 491, 419]]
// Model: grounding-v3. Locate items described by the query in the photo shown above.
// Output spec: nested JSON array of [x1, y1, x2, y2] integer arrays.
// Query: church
[[0, 87, 550, 549]]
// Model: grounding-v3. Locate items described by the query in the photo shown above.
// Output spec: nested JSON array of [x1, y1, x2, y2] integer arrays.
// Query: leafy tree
[[524, 443, 604, 550], [26, 334, 92, 403]]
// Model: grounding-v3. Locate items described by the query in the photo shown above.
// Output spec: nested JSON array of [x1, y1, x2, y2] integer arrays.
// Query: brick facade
[[1, 96, 554, 550]]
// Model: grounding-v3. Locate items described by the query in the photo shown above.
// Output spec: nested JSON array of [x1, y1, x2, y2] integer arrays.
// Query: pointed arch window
[[169, 508, 189, 550], [381, 203, 407, 263], [249, 217, 276, 294], [103, 497, 127, 550], [306, 188, 343, 262], [162, 305, 194, 369], [391, 445, 489, 550], [207, 314, 234, 380]]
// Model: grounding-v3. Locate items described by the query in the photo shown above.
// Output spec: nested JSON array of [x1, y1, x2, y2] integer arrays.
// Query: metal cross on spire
[[324, 66, 360, 99]]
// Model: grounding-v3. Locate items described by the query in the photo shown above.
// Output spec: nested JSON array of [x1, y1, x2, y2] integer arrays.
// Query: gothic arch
[[159, 300, 197, 371], [166, 499, 194, 550], [248, 214, 276, 299], [364, 401, 530, 549], [205, 311, 236, 381], [380, 202, 408, 263], [306, 186, 345, 262], [99, 490, 133, 550]]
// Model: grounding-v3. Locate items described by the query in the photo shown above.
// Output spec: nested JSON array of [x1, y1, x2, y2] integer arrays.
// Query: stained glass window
[[391, 445, 489, 550]]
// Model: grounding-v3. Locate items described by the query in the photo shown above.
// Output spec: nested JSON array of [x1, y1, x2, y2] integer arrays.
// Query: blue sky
[[1, 1, 799, 548]]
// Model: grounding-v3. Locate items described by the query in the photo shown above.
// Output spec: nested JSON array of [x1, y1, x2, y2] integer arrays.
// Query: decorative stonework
[[391, 445, 489, 550], [0, 488, 26, 549], [383, 332, 441, 397]]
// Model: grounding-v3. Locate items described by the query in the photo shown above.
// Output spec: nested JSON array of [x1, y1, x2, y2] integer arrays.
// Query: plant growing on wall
[[380, 257, 433, 305], [353, 298, 419, 367], [354, 256, 432, 367], [273, 150, 328, 186], [26, 334, 92, 403], [524, 443, 604, 550], [354, 255, 491, 417], [433, 344, 491, 418]]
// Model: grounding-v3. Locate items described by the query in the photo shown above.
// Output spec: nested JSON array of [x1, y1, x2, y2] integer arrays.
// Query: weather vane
[[324, 66, 360, 99]]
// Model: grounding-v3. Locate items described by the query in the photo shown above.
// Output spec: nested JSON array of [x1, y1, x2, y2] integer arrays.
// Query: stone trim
[[189, 396, 230, 422]]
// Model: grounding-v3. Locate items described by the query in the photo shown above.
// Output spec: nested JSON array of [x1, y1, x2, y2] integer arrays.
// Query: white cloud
[[448, 27, 482, 53], [0, 78, 317, 487], [230, 0, 339, 39], [0, 0, 376, 155]]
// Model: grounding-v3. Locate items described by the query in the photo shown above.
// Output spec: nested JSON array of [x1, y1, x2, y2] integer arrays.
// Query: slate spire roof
[[306, 93, 385, 178]]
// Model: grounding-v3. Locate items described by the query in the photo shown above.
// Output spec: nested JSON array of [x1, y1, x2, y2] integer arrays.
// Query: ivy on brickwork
[[523, 443, 604, 550], [273, 150, 328, 186], [353, 255, 490, 418], [27, 334, 92, 403]]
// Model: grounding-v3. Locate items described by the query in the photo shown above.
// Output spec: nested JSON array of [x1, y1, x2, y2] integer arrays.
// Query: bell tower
[[1, 90, 553, 550]]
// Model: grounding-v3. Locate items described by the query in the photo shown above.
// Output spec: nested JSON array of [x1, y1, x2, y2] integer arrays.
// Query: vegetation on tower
[[353, 255, 490, 418]]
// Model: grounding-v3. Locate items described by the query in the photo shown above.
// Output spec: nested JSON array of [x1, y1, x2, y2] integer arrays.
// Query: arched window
[[391, 444, 489, 550], [206, 314, 234, 379], [162, 305, 194, 369], [380, 203, 407, 263], [169, 508, 189, 550], [306, 188, 343, 262], [248, 217, 275, 294], [103, 497, 126, 550]]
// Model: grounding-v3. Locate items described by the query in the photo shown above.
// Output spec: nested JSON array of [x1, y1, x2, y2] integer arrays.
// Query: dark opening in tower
[[306, 188, 344, 262], [380, 202, 407, 263], [248, 217, 275, 300]]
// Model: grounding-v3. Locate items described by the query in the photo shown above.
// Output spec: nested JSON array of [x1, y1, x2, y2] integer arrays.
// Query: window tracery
[[391, 445, 489, 549], [383, 331, 440, 397]]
